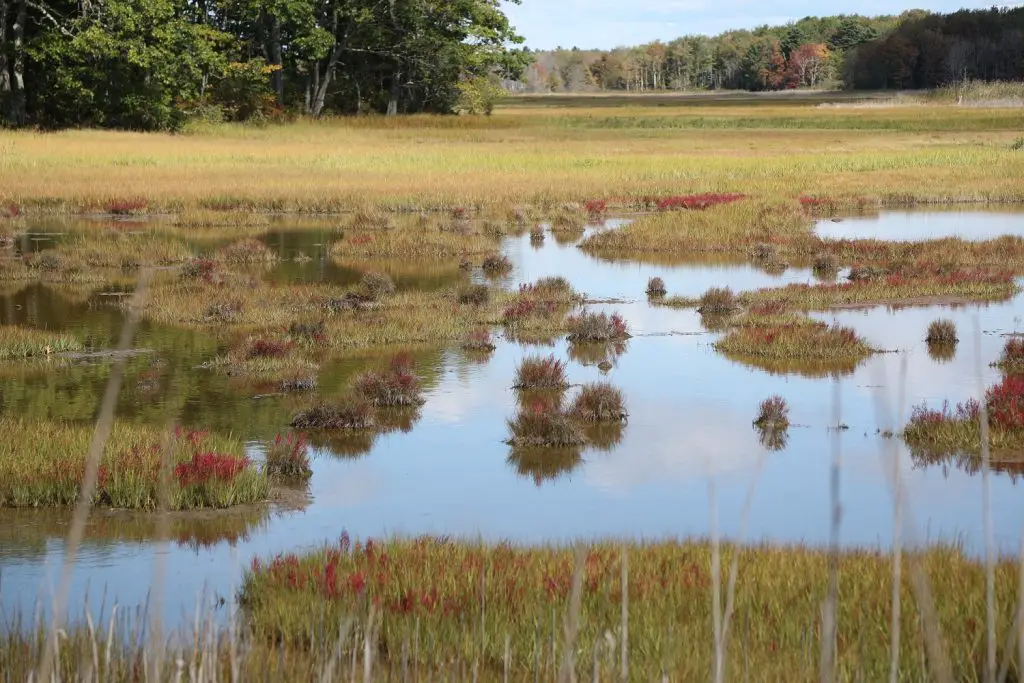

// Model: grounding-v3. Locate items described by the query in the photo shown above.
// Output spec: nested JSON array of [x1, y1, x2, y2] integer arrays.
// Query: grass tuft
[[359, 272, 396, 300], [566, 311, 630, 342], [925, 319, 958, 345], [754, 395, 790, 428], [353, 353, 425, 406], [513, 354, 568, 390], [569, 382, 627, 423], [291, 397, 374, 430], [481, 252, 513, 275], [265, 433, 312, 480], [646, 276, 667, 298], [698, 286, 738, 314], [507, 398, 586, 448]]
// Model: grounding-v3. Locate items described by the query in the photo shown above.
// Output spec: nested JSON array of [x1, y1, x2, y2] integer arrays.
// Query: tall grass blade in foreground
[[870, 355, 954, 683], [820, 380, 841, 683], [976, 317, 997, 683], [36, 268, 153, 683]]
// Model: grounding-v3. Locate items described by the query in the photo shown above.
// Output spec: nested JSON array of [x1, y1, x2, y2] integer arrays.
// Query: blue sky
[[502, 1, 1012, 50]]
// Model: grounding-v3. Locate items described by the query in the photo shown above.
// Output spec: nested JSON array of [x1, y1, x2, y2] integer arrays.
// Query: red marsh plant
[[265, 432, 312, 480], [247, 338, 295, 359], [569, 382, 627, 423], [291, 397, 374, 430], [646, 276, 667, 298], [353, 353, 424, 407], [566, 311, 629, 343], [514, 354, 568, 390], [754, 395, 790, 428], [655, 193, 744, 211], [106, 197, 149, 215], [904, 375, 1024, 456], [585, 199, 607, 219], [507, 398, 585, 448], [481, 252, 513, 275], [3, 203, 20, 218], [461, 328, 496, 352], [174, 452, 250, 487]]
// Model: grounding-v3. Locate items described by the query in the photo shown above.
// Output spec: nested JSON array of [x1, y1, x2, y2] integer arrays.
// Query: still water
[[2, 212, 1024, 624]]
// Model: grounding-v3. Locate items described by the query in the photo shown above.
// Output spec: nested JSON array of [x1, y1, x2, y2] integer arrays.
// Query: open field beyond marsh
[[1, 97, 1024, 213]]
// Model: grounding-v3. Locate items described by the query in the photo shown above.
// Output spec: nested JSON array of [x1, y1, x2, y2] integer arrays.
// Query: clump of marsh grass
[[697, 287, 738, 314], [646, 276, 667, 298], [348, 208, 394, 231], [812, 253, 838, 279], [247, 338, 295, 359], [529, 225, 545, 245], [353, 353, 424, 406], [481, 253, 512, 275], [359, 272, 396, 300], [513, 354, 568, 390], [0, 326, 82, 360], [461, 328, 496, 352], [289, 320, 326, 343], [569, 382, 627, 423], [106, 197, 148, 215], [995, 337, 1024, 371], [925, 319, 958, 345], [754, 395, 790, 428], [566, 311, 630, 342], [175, 210, 269, 228], [291, 397, 374, 430], [265, 433, 312, 480], [1011, 136, 1024, 152], [456, 283, 490, 306], [218, 238, 277, 264], [716, 321, 873, 361], [507, 399, 585, 448]]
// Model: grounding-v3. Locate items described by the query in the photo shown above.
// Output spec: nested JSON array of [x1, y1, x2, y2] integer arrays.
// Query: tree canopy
[[519, 7, 1024, 94], [0, 0, 530, 129]]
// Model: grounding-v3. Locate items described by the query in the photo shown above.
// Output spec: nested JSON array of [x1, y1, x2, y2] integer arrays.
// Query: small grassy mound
[[461, 328, 496, 352], [353, 353, 425, 407], [569, 382, 627, 423], [456, 283, 490, 306], [217, 238, 277, 264], [481, 253, 512, 275], [506, 399, 585, 448], [513, 354, 568, 390], [291, 397, 374, 430], [995, 338, 1024, 372], [646, 276, 667, 298], [0, 420, 268, 509], [0, 326, 82, 361], [359, 272, 396, 300], [716, 320, 873, 361], [566, 311, 630, 342], [926, 319, 958, 345], [265, 433, 312, 480], [698, 287, 738, 314], [754, 395, 790, 429]]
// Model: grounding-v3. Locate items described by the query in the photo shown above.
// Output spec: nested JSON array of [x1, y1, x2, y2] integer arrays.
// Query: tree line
[[0, 0, 529, 129], [520, 7, 1024, 93]]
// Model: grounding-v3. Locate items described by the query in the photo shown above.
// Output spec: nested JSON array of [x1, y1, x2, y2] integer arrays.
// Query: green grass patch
[[0, 325, 82, 360]]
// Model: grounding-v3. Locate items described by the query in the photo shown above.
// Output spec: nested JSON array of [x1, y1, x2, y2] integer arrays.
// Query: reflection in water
[[507, 447, 583, 486], [816, 207, 1024, 242], [755, 424, 789, 452], [927, 342, 958, 364], [6, 214, 1024, 627], [720, 351, 865, 379], [567, 340, 627, 368]]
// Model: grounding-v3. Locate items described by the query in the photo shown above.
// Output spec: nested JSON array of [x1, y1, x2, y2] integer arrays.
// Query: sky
[[502, 1, 1014, 50]]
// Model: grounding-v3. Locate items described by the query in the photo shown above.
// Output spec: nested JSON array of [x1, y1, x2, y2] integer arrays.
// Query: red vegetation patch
[[247, 339, 295, 359], [174, 452, 250, 487], [350, 235, 374, 246], [3, 203, 20, 218], [655, 193, 745, 212], [584, 200, 607, 218], [353, 353, 424, 407], [107, 198, 149, 215]]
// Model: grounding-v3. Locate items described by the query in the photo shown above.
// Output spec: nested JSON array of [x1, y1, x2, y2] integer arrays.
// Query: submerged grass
[[0, 325, 82, 360]]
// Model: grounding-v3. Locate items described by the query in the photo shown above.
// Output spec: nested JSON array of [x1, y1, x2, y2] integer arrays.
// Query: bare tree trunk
[[0, 0, 10, 97], [270, 16, 284, 104], [311, 47, 341, 118], [386, 67, 399, 116], [10, 0, 24, 124]]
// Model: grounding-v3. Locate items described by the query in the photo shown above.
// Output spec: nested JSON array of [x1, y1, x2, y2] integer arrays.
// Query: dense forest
[[0, 0, 529, 129], [521, 7, 1024, 93]]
